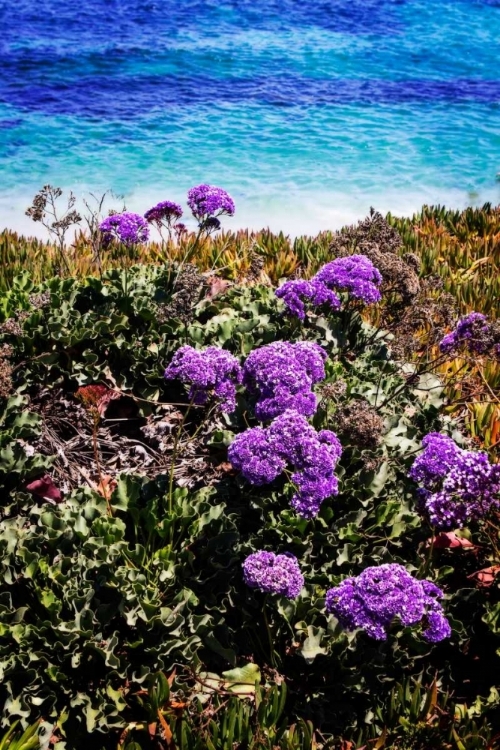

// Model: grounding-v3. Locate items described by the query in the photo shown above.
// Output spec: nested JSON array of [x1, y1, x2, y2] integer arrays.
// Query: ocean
[[1, 0, 500, 237]]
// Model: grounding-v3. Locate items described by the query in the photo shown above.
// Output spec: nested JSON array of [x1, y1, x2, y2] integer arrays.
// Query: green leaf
[[221, 663, 261, 695], [112, 474, 142, 511], [300, 626, 326, 664]]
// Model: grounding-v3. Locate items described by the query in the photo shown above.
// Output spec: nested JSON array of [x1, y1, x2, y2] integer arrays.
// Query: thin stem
[[262, 596, 276, 668], [484, 519, 500, 562], [420, 525, 435, 576], [184, 402, 217, 446], [91, 414, 112, 516], [167, 397, 195, 544], [178, 227, 204, 272], [378, 359, 469, 412]]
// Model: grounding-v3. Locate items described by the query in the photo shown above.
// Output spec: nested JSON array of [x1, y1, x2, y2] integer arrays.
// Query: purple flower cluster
[[275, 279, 341, 321], [409, 433, 462, 490], [142, 185, 234, 236], [187, 184, 235, 223], [99, 212, 150, 246], [325, 564, 451, 642], [144, 201, 183, 228], [164, 345, 242, 412], [243, 551, 304, 599], [242, 341, 327, 421], [439, 313, 492, 356], [410, 433, 500, 528], [315, 255, 382, 303], [276, 255, 382, 318], [228, 410, 342, 518], [226, 426, 285, 485]]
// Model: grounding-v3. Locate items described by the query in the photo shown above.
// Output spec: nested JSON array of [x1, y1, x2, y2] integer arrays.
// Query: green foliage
[[347, 677, 500, 750], [3, 199, 500, 451], [0, 395, 51, 498], [121, 673, 317, 750], [0, 722, 42, 750], [0, 264, 498, 748]]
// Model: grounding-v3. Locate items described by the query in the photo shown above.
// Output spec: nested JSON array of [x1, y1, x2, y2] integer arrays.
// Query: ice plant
[[242, 341, 327, 421], [164, 345, 242, 412], [228, 410, 342, 518], [187, 184, 235, 227], [99, 212, 149, 246], [243, 551, 304, 599], [410, 433, 500, 528], [325, 564, 451, 642]]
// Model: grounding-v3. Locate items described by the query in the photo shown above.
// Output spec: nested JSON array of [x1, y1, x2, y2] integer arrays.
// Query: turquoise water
[[1, 0, 500, 235]]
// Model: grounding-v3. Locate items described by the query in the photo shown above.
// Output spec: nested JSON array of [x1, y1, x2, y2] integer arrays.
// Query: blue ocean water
[[1, 0, 500, 235]]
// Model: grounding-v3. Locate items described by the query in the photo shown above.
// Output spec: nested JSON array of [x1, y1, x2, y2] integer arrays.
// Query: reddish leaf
[[96, 389, 121, 416], [468, 566, 500, 588], [75, 384, 109, 409], [26, 475, 62, 503], [429, 532, 475, 549], [75, 384, 121, 416], [215, 461, 238, 476], [206, 277, 231, 300], [97, 475, 117, 502]]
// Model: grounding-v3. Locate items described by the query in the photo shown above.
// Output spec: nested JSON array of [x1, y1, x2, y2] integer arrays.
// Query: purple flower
[[315, 255, 382, 305], [289, 430, 342, 518], [144, 201, 183, 228], [187, 184, 235, 223], [325, 564, 451, 642], [268, 412, 341, 519], [409, 433, 462, 490], [243, 341, 327, 422], [275, 255, 383, 318], [174, 223, 188, 237], [228, 427, 286, 485], [228, 410, 342, 518], [164, 345, 242, 412], [439, 313, 491, 355], [99, 212, 149, 246], [427, 451, 500, 529], [410, 433, 500, 529], [243, 551, 304, 598], [275, 279, 341, 320]]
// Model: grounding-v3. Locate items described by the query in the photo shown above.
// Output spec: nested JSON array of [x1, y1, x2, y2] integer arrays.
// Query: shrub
[[0, 254, 498, 748]]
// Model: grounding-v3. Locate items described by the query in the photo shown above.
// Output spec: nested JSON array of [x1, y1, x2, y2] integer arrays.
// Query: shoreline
[[2, 185, 500, 243]]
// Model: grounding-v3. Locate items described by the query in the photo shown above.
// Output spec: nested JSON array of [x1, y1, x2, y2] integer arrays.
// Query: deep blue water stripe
[[0, 0, 405, 38], [2, 77, 500, 120], [1, 0, 500, 232]]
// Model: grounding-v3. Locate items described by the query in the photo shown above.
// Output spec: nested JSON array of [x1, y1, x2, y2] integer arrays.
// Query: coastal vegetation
[[0, 189, 499, 749]]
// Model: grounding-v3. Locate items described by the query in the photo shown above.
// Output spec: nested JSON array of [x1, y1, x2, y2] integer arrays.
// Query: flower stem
[[262, 596, 276, 668], [167, 397, 195, 544]]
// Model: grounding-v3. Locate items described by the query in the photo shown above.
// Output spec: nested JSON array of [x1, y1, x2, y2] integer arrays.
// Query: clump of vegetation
[[2, 191, 499, 449], [0, 189, 498, 749]]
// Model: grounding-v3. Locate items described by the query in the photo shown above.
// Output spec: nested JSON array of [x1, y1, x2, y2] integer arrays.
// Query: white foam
[[1, 185, 499, 242]]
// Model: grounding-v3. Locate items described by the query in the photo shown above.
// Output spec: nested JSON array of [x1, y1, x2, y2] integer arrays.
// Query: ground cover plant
[[0, 190, 499, 749], [1, 192, 499, 451]]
